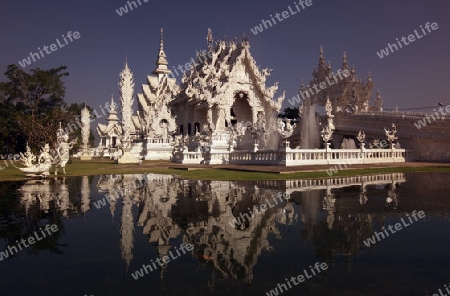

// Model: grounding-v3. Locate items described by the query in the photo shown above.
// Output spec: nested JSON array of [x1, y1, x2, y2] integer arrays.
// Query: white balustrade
[[229, 148, 405, 166]]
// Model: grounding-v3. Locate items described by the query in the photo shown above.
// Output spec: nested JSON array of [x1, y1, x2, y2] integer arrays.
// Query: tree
[[0, 64, 70, 152]]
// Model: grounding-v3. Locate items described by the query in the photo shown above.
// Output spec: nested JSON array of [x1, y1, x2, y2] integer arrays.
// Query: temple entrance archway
[[231, 92, 252, 126]]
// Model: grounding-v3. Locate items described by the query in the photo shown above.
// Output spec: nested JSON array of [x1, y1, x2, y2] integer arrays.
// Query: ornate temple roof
[[306, 47, 381, 113], [177, 29, 284, 111], [97, 95, 123, 137], [133, 28, 178, 137]]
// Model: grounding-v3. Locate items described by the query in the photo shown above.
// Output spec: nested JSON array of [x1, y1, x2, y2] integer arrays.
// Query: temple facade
[[97, 96, 122, 157], [95, 29, 406, 165]]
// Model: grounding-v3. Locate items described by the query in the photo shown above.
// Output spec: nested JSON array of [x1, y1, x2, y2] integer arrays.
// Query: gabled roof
[[177, 30, 284, 110]]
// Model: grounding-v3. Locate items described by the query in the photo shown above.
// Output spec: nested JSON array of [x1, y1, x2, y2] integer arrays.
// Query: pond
[[0, 172, 449, 296]]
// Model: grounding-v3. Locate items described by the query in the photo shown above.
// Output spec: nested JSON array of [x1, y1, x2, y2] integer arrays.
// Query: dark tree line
[[0, 64, 94, 154]]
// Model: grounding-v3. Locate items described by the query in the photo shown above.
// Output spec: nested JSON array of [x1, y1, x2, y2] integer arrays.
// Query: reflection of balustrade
[[285, 173, 405, 190]]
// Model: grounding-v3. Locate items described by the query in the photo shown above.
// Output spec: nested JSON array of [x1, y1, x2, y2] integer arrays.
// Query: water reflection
[[5, 172, 450, 295], [19, 174, 400, 277]]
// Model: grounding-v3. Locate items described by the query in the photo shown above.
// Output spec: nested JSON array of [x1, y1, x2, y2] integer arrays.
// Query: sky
[[0, 0, 449, 112]]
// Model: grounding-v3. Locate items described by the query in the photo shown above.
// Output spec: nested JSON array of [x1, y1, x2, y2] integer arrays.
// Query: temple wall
[[334, 113, 450, 162]]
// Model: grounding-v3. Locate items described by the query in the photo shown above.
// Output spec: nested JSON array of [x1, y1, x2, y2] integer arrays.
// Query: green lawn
[[1, 159, 450, 181]]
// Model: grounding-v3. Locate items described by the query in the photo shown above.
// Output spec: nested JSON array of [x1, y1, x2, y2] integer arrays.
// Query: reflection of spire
[[323, 188, 336, 230], [56, 178, 70, 218], [156, 243, 171, 284], [95, 173, 409, 288], [81, 176, 90, 214], [120, 194, 134, 273], [110, 196, 117, 218], [386, 181, 398, 209], [359, 183, 368, 205]]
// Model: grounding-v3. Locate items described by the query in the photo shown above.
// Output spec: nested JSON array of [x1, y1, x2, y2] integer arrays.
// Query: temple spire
[[107, 94, 119, 123], [318, 45, 326, 70], [207, 28, 214, 51], [153, 28, 171, 77], [110, 94, 116, 111], [367, 71, 372, 83], [342, 51, 349, 70], [119, 58, 135, 141]]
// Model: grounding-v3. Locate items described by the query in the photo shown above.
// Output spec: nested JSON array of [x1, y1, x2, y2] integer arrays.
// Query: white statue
[[384, 123, 398, 147], [19, 143, 36, 168], [357, 130, 366, 144], [321, 126, 333, 144], [18, 143, 53, 177], [54, 134, 76, 175]]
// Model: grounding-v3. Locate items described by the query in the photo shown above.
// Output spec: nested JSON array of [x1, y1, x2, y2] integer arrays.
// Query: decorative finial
[[342, 51, 349, 70], [159, 28, 164, 53], [207, 28, 213, 44], [152, 28, 170, 75], [299, 80, 306, 93], [110, 94, 116, 111], [319, 46, 325, 68]]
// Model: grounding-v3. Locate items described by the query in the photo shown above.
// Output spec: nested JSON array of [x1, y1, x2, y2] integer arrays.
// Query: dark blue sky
[[1, 0, 449, 110]]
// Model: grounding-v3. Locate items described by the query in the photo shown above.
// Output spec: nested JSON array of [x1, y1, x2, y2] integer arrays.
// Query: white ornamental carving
[[81, 106, 91, 146], [119, 61, 135, 141]]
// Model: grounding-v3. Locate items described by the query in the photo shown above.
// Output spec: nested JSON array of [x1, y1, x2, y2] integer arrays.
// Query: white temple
[[95, 29, 406, 166]]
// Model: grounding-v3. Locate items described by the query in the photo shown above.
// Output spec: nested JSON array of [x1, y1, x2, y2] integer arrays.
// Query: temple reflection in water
[[14, 172, 409, 286]]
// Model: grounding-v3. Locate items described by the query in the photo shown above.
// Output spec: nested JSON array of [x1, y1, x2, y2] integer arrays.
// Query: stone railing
[[354, 110, 450, 121], [230, 148, 405, 166], [146, 137, 173, 146], [172, 147, 406, 166], [229, 150, 285, 166], [172, 150, 230, 164]]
